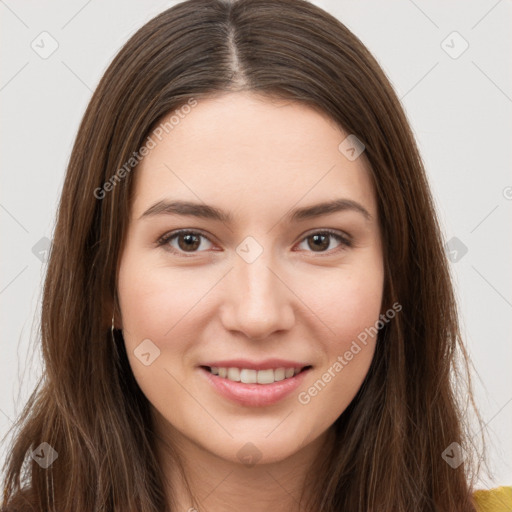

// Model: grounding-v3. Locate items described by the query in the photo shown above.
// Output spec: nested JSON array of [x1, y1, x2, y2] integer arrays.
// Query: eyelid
[[156, 228, 353, 256]]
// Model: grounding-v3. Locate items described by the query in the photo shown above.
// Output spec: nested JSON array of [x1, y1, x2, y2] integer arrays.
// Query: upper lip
[[199, 359, 312, 371]]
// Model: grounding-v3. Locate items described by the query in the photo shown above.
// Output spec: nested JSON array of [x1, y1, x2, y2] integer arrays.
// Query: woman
[[2, 0, 509, 510]]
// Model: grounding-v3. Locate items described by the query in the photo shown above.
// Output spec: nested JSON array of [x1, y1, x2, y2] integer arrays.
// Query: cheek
[[116, 252, 192, 389], [117, 251, 206, 341], [330, 281, 382, 346], [301, 261, 384, 345], [295, 258, 383, 401], [117, 253, 199, 406], [296, 277, 382, 423]]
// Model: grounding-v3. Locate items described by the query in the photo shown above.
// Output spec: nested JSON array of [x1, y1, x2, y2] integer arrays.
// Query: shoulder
[[473, 486, 512, 512]]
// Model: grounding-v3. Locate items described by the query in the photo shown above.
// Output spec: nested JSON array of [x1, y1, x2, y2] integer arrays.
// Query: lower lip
[[199, 367, 311, 407]]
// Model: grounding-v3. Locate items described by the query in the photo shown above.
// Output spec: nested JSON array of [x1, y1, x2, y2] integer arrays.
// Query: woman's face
[[117, 92, 384, 465]]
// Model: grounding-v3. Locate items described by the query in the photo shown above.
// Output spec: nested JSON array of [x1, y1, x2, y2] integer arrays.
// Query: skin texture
[[116, 92, 384, 511]]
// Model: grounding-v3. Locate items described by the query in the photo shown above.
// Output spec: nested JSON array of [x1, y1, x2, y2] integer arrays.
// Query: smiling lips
[[199, 358, 313, 406]]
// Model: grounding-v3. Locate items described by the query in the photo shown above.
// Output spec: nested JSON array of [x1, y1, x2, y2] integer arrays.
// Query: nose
[[219, 253, 295, 340]]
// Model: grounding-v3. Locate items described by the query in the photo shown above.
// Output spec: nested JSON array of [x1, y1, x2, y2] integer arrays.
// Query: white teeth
[[227, 367, 241, 381], [240, 369, 257, 384], [257, 369, 274, 384], [207, 366, 304, 384], [285, 368, 295, 379], [274, 368, 285, 381]]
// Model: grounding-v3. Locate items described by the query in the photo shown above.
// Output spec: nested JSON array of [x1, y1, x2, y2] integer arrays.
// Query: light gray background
[[1, 0, 511, 491]]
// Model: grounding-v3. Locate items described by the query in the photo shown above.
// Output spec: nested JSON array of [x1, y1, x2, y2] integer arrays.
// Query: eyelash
[[156, 229, 353, 257]]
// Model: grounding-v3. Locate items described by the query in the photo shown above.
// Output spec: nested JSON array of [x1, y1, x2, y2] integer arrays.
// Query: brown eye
[[157, 230, 214, 254], [177, 233, 201, 251], [297, 230, 352, 254], [307, 234, 330, 252]]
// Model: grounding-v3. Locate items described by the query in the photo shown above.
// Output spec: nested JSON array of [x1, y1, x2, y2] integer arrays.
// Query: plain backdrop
[[1, 0, 511, 491]]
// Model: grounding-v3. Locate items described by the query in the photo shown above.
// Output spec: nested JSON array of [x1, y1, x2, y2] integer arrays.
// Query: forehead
[[131, 92, 377, 222]]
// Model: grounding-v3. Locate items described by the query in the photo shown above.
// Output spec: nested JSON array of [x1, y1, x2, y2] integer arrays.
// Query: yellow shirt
[[474, 486, 512, 511]]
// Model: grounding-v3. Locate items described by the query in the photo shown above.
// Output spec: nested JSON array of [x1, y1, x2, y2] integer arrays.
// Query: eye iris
[[178, 233, 200, 251], [308, 234, 329, 252]]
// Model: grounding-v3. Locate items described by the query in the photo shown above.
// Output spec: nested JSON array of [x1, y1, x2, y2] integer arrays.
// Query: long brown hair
[[1, 0, 484, 510]]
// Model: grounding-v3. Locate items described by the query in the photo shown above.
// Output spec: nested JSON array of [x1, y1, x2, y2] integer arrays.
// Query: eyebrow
[[138, 198, 372, 223]]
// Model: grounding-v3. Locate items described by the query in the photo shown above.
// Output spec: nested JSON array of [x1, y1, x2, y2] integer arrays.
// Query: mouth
[[199, 364, 313, 407], [200, 365, 313, 385]]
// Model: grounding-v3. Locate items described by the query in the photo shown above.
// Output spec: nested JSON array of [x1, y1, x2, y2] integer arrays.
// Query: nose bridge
[[222, 246, 294, 338], [239, 255, 277, 309]]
